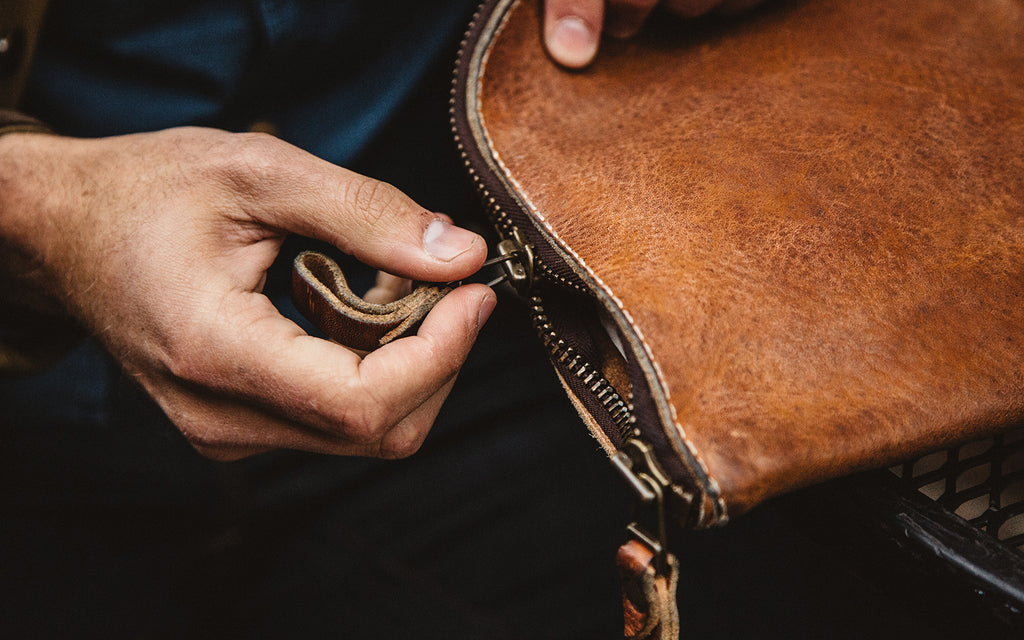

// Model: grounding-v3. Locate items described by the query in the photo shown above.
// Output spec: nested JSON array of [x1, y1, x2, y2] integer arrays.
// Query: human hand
[[0, 127, 493, 460], [544, 0, 764, 68]]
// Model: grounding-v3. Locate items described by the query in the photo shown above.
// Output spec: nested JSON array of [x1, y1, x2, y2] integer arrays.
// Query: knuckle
[[160, 338, 225, 390], [235, 131, 280, 160], [234, 133, 281, 181], [157, 322, 236, 394], [212, 132, 286, 192], [343, 177, 407, 227]]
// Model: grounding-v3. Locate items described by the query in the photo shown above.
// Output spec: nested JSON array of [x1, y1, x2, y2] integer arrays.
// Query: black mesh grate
[[890, 423, 1024, 553]]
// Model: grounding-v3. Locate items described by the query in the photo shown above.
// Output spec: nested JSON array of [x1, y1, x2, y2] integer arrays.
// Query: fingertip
[[410, 284, 494, 359], [434, 283, 496, 333], [546, 15, 600, 69], [422, 219, 485, 265]]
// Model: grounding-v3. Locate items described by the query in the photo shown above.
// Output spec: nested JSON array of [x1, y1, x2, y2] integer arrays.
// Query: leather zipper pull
[[291, 251, 454, 352]]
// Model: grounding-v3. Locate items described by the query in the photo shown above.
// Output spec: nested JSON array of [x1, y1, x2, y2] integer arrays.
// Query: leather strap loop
[[291, 250, 453, 352], [617, 540, 680, 640]]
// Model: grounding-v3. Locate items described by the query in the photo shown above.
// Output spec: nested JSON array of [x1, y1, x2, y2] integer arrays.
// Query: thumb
[[236, 134, 486, 282], [544, 0, 604, 69]]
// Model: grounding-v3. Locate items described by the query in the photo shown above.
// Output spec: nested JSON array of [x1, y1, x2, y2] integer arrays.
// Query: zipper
[[455, 160, 587, 294], [450, 3, 633, 437], [479, 227, 534, 294], [454, 130, 638, 442], [612, 439, 680, 570], [450, 0, 701, 553], [483, 224, 680, 547], [528, 294, 634, 438], [463, 187, 638, 438], [450, 1, 588, 296]]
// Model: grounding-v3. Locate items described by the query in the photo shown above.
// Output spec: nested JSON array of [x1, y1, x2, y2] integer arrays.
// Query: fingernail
[[423, 219, 477, 262], [548, 16, 598, 69], [477, 291, 497, 329]]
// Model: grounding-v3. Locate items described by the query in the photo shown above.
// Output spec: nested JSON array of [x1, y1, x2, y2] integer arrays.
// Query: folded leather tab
[[617, 540, 680, 640], [291, 251, 453, 351], [453, 0, 1024, 526]]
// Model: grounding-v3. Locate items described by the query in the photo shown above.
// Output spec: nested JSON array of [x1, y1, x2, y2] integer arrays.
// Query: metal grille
[[890, 424, 1024, 553]]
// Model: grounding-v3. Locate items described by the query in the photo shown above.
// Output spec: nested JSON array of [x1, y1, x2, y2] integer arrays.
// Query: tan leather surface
[[291, 251, 452, 352], [477, 0, 1024, 515], [617, 540, 654, 637]]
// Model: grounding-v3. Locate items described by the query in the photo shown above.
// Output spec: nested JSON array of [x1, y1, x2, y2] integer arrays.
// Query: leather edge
[[453, 0, 726, 526]]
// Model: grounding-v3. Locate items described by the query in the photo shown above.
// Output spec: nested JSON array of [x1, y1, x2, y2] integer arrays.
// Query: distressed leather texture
[[473, 0, 1024, 517], [292, 251, 453, 352]]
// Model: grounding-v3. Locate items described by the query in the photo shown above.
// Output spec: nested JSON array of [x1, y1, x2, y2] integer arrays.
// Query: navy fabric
[[23, 0, 471, 162]]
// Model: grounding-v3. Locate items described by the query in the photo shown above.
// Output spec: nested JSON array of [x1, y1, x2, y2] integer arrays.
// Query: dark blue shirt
[[24, 0, 474, 164]]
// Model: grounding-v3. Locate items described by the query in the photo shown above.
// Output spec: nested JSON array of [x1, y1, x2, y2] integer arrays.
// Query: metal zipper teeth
[[451, 3, 630, 434], [450, 136, 588, 293], [530, 295, 636, 438], [449, 5, 587, 295]]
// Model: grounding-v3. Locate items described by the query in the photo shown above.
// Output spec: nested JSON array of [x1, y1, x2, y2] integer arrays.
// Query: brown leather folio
[[449, 0, 1024, 534]]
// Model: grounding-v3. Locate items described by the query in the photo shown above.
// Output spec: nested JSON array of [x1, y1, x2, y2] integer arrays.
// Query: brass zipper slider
[[612, 439, 675, 573], [482, 227, 535, 295]]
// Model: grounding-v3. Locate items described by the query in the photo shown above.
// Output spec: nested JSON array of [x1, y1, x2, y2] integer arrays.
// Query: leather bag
[[299, 0, 1024, 535], [297, 0, 1024, 635], [447, 0, 1024, 528]]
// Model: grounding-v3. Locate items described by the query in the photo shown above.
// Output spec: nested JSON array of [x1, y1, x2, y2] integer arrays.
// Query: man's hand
[[0, 127, 493, 461], [544, 0, 764, 68]]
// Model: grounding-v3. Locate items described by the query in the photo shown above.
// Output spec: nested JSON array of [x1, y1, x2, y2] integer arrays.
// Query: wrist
[[0, 124, 86, 373], [0, 129, 64, 296]]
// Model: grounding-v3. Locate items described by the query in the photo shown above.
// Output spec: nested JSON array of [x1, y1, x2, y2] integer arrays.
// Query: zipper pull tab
[[611, 439, 675, 573], [482, 227, 535, 295]]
